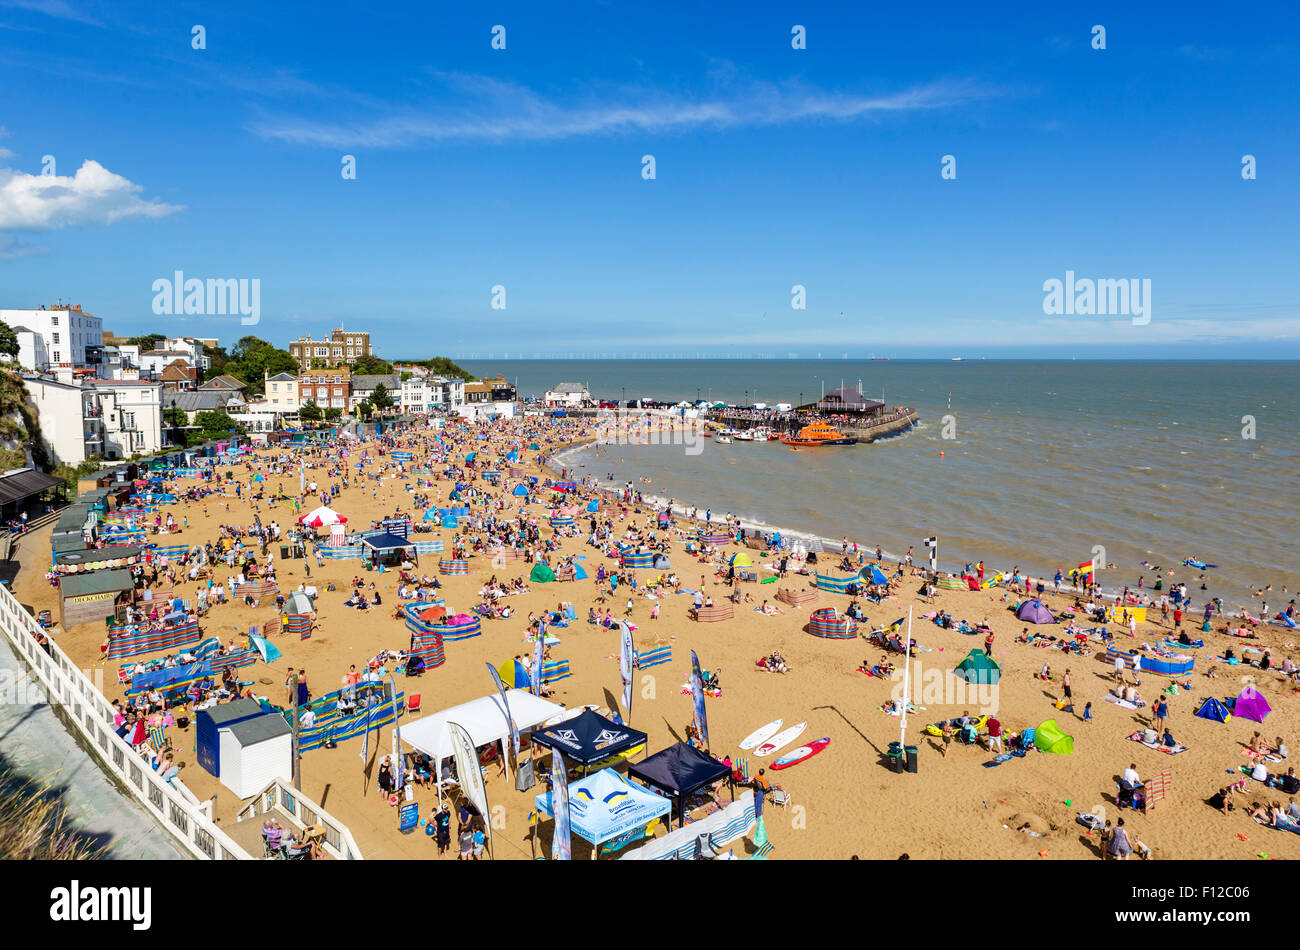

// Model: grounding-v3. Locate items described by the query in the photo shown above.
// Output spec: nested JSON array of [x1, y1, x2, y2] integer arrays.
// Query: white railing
[[235, 780, 365, 861], [0, 581, 250, 860]]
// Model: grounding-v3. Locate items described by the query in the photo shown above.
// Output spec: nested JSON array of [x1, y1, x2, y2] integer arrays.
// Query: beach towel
[[983, 753, 1014, 768], [1102, 693, 1146, 710], [1255, 816, 1300, 836], [1127, 731, 1187, 755]]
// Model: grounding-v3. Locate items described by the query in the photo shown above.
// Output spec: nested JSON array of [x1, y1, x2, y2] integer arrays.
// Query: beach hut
[[954, 649, 1001, 685], [1233, 687, 1272, 723], [1033, 719, 1074, 755], [530, 562, 557, 584], [218, 713, 293, 799], [1194, 697, 1232, 723], [1016, 599, 1056, 624], [195, 698, 267, 779]]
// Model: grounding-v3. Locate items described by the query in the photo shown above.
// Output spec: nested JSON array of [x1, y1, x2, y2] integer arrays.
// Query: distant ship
[[780, 421, 857, 447], [951, 357, 964, 361]]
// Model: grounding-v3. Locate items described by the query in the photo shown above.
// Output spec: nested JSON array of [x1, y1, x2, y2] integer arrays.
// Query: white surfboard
[[755, 721, 807, 757], [739, 718, 783, 751]]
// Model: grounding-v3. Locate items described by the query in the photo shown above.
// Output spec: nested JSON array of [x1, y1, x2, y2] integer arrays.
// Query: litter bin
[[280, 545, 290, 559], [905, 745, 919, 774], [887, 741, 904, 774]]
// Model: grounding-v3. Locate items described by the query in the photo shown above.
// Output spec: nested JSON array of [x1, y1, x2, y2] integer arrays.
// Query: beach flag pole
[[899, 606, 913, 758]]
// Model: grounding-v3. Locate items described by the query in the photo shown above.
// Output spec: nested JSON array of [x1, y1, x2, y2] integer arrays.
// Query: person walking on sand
[[1154, 695, 1168, 734], [940, 720, 953, 757], [984, 630, 994, 657], [1061, 669, 1073, 711]]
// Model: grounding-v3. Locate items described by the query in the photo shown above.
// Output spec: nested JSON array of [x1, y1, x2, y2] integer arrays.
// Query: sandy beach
[[21, 415, 1300, 861]]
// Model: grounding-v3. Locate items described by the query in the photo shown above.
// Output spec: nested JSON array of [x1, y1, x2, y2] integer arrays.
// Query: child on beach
[[1083, 702, 1093, 722]]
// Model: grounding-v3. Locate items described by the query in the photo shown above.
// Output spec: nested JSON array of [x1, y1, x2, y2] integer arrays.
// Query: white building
[[349, 374, 400, 412], [401, 375, 463, 413], [22, 372, 163, 463], [21, 375, 98, 465], [264, 372, 299, 414], [0, 304, 104, 369], [229, 404, 279, 440], [455, 400, 516, 422], [400, 377, 434, 414], [88, 379, 165, 458], [544, 382, 590, 407]]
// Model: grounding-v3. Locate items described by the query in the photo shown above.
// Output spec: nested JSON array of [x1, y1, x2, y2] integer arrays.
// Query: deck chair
[[734, 756, 751, 783], [406, 693, 422, 717]]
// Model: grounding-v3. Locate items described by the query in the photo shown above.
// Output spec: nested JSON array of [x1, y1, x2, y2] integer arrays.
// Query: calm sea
[[463, 359, 1300, 611]]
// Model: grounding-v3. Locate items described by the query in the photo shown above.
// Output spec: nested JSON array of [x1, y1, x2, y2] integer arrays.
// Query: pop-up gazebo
[[534, 768, 669, 858], [530, 708, 647, 772], [627, 742, 733, 829], [362, 531, 417, 569]]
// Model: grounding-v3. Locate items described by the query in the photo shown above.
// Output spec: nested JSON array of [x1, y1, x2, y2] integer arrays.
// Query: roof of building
[[197, 374, 246, 391], [171, 391, 238, 412], [548, 382, 588, 393], [818, 387, 884, 410], [266, 372, 297, 382], [160, 361, 193, 381], [351, 374, 399, 391], [59, 567, 134, 598], [0, 469, 63, 506]]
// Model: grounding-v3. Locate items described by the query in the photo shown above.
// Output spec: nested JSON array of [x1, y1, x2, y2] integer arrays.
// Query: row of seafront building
[[0, 304, 519, 469]]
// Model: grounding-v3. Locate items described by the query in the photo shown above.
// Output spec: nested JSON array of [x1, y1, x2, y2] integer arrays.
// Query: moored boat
[[779, 420, 857, 446]]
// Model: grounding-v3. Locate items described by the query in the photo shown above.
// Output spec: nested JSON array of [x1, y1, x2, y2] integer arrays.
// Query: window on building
[[52, 332, 59, 344], [51, 315, 58, 326]]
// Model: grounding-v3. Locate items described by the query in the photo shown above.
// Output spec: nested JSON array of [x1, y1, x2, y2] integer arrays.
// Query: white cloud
[[250, 74, 997, 148], [0, 0, 99, 25], [0, 159, 182, 230]]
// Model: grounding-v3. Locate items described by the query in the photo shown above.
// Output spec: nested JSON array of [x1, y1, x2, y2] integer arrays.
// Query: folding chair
[[771, 788, 792, 811]]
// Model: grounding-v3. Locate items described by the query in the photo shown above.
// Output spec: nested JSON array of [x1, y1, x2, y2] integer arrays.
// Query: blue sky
[[1, 0, 1297, 358]]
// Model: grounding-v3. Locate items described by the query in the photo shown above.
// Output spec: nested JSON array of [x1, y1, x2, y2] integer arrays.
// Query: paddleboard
[[739, 718, 783, 751], [771, 737, 831, 770], [755, 721, 806, 757]]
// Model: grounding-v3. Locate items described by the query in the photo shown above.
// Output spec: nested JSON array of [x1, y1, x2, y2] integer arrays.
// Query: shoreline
[[553, 438, 1267, 619]]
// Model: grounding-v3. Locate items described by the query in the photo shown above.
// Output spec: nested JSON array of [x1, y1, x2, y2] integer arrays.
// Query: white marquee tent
[[399, 692, 566, 798]]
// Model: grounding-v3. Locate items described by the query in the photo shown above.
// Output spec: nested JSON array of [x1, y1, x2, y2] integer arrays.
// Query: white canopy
[[400, 691, 566, 768], [298, 505, 346, 527]]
